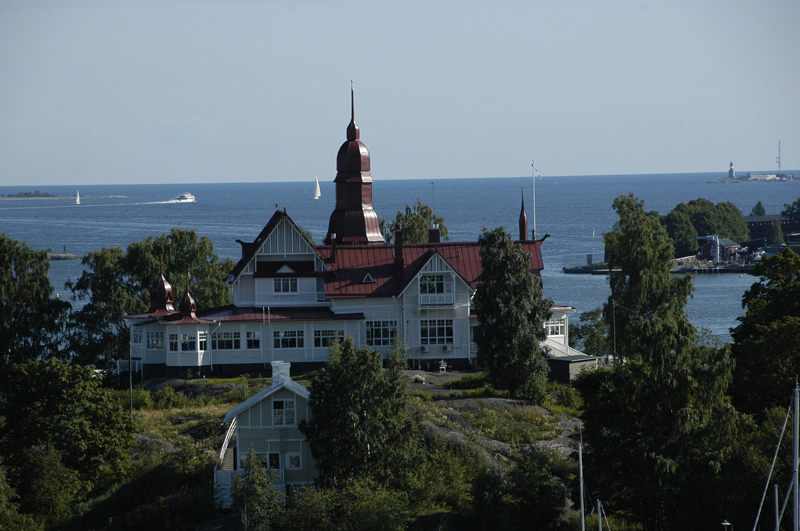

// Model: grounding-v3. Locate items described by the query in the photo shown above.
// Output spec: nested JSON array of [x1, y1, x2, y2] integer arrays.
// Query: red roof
[[316, 240, 544, 298]]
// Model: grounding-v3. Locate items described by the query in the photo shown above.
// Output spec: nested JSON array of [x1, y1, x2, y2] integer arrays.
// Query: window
[[147, 332, 164, 349], [273, 399, 296, 426], [286, 453, 302, 470], [314, 330, 344, 348], [212, 331, 240, 350], [274, 330, 304, 349], [274, 278, 298, 294], [169, 333, 178, 352], [132, 328, 142, 344], [366, 320, 397, 346], [420, 319, 454, 345], [419, 274, 452, 295], [181, 333, 196, 351], [545, 318, 565, 336], [198, 331, 207, 351], [246, 331, 260, 349]]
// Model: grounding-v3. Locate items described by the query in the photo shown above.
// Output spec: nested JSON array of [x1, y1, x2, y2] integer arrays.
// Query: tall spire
[[324, 84, 385, 246], [346, 80, 359, 141], [519, 187, 528, 240]]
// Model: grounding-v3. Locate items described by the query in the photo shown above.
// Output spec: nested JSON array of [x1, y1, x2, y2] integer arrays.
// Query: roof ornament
[[347, 80, 359, 141]]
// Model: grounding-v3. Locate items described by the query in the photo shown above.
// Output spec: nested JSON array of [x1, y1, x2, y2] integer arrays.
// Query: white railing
[[219, 419, 236, 462], [544, 338, 586, 358], [419, 293, 455, 305]]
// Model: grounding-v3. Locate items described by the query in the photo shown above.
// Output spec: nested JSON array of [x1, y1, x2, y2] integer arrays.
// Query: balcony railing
[[419, 293, 455, 305]]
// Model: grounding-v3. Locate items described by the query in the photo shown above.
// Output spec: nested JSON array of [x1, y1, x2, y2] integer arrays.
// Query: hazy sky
[[1, 0, 798, 186]]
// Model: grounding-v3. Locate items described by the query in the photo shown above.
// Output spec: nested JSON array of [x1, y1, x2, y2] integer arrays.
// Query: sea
[[1, 172, 798, 341]]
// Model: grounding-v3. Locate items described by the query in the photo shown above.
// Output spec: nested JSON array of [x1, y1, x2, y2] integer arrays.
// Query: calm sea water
[[1, 172, 798, 339]]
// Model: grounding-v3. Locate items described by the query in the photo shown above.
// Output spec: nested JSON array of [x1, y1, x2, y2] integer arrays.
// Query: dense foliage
[[782, 197, 800, 223], [660, 198, 749, 257], [67, 228, 235, 367], [474, 227, 552, 400], [380, 199, 449, 244], [750, 200, 766, 216], [603, 193, 695, 363], [580, 194, 742, 531], [731, 248, 800, 415], [300, 338, 420, 489], [0, 234, 70, 392]]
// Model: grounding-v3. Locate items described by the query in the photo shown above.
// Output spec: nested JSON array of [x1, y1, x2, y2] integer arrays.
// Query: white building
[[126, 95, 586, 378]]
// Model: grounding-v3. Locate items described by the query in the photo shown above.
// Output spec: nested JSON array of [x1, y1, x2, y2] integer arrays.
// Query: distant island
[[710, 173, 795, 184], [0, 191, 127, 200]]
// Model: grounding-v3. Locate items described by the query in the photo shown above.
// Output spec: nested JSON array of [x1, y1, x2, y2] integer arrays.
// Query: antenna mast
[[777, 141, 782, 174]]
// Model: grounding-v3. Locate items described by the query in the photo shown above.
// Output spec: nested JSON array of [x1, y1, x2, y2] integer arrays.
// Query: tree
[[661, 209, 698, 257], [731, 248, 800, 415], [0, 463, 42, 531], [667, 198, 750, 245], [766, 219, 785, 245], [0, 359, 134, 486], [578, 194, 743, 530], [568, 307, 611, 358], [783, 197, 800, 224], [67, 228, 235, 367], [603, 194, 695, 363], [381, 199, 449, 244], [474, 227, 552, 400], [299, 337, 420, 489], [0, 234, 70, 390], [232, 448, 283, 531], [751, 200, 766, 216]]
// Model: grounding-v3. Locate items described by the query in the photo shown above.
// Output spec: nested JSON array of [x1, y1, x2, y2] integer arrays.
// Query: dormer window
[[274, 278, 298, 294]]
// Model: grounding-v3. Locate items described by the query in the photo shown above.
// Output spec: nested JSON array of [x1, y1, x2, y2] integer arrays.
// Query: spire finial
[[346, 80, 359, 141]]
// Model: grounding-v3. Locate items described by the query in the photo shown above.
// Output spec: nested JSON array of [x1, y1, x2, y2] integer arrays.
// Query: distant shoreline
[[0, 195, 128, 200]]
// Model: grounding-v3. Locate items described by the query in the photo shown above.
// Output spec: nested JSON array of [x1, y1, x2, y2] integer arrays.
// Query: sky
[[1, 0, 798, 187]]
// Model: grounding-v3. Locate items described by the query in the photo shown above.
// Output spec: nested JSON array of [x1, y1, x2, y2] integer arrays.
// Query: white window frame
[[286, 452, 302, 470], [212, 331, 240, 350], [420, 319, 454, 345], [198, 331, 207, 351], [168, 333, 178, 352], [419, 274, 453, 295], [365, 320, 397, 347], [545, 318, 565, 336], [273, 330, 304, 349], [132, 328, 142, 344], [314, 329, 344, 348], [147, 331, 164, 349], [274, 278, 298, 294], [180, 333, 197, 351], [273, 399, 296, 426], [246, 331, 260, 349]]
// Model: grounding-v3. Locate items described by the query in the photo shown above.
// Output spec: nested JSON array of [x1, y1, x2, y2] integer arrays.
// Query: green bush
[[465, 408, 559, 445], [153, 387, 188, 409], [440, 373, 486, 389]]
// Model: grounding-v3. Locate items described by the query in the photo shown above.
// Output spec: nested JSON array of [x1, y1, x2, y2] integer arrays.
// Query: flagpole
[[531, 160, 537, 239]]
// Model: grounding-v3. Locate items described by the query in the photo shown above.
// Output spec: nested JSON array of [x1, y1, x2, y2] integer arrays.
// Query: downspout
[[268, 307, 272, 364], [262, 307, 265, 367], [209, 321, 221, 371]]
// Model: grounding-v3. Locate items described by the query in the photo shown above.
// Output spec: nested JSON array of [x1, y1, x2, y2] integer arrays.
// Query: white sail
[[76, 191, 80, 205], [313, 177, 321, 200]]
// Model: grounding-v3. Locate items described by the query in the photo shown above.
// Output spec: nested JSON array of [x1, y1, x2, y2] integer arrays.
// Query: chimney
[[428, 223, 441, 244], [394, 224, 404, 279]]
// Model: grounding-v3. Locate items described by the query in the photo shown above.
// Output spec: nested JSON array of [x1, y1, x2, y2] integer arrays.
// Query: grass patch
[[464, 408, 560, 446]]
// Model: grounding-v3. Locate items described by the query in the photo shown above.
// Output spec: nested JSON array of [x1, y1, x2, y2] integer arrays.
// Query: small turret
[[519, 188, 528, 241]]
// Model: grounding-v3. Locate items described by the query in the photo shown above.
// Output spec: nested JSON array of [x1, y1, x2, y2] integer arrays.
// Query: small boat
[[174, 192, 196, 203], [75, 191, 80, 205], [313, 177, 321, 200]]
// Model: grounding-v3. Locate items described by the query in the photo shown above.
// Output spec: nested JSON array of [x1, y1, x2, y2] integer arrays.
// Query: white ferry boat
[[174, 192, 196, 203]]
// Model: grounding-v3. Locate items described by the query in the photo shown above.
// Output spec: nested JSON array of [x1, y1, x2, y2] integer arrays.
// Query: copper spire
[[324, 84, 384, 246], [519, 187, 528, 241]]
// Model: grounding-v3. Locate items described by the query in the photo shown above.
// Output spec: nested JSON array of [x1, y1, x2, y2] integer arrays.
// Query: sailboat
[[313, 177, 321, 200], [75, 191, 80, 205]]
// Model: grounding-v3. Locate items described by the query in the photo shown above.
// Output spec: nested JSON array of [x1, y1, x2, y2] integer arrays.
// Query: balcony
[[419, 293, 455, 306]]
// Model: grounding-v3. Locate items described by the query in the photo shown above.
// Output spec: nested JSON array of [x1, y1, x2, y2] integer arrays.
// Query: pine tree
[[474, 227, 552, 400], [751, 200, 766, 216]]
